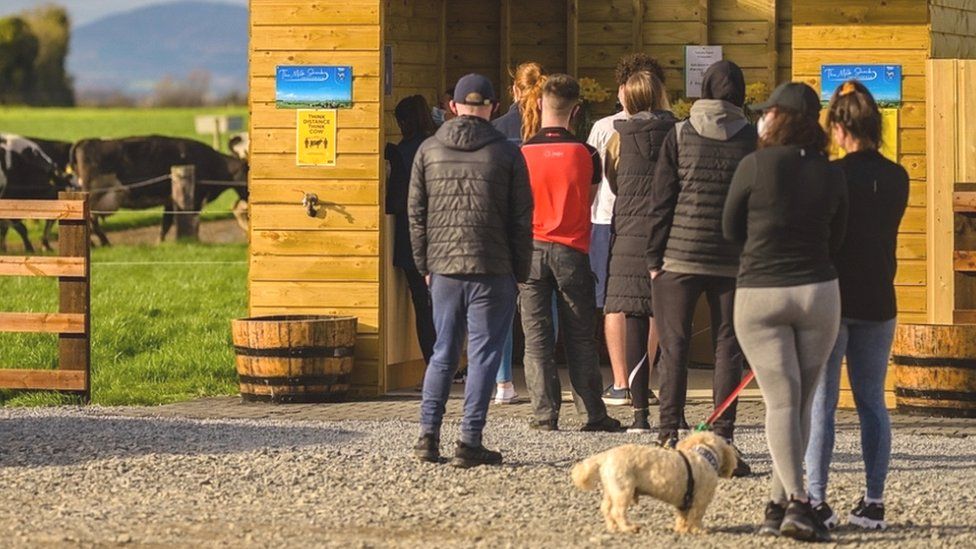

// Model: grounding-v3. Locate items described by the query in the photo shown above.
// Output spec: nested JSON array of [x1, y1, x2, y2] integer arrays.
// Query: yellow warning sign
[[297, 109, 337, 166]]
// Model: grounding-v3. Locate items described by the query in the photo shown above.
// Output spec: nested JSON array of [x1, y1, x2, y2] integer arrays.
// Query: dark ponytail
[[826, 80, 882, 150]]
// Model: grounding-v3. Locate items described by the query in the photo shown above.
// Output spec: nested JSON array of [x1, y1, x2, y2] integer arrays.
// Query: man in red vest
[[519, 74, 620, 433]]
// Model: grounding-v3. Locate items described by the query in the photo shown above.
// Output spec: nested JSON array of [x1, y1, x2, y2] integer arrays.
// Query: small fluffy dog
[[571, 431, 736, 534]]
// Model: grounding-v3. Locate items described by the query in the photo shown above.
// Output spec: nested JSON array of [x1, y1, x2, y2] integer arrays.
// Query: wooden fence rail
[[0, 192, 91, 400]]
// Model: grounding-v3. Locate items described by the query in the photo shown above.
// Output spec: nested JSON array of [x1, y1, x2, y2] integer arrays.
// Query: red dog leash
[[694, 370, 756, 432]]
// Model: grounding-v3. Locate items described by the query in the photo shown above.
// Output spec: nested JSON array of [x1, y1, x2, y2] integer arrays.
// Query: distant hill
[[67, 1, 248, 96]]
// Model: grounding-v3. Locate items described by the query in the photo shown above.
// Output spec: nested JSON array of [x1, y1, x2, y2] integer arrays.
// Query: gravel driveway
[[1, 407, 974, 547]]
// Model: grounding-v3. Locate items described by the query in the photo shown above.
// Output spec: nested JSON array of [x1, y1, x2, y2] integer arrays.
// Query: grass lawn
[[0, 107, 248, 152], [0, 242, 247, 406]]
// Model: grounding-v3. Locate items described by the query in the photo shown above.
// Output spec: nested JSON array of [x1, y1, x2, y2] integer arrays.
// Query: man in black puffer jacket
[[647, 61, 755, 476], [409, 74, 533, 469]]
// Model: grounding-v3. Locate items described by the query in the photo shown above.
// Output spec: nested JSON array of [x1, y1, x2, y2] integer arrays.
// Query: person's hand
[[425, 274, 432, 287], [650, 270, 661, 280]]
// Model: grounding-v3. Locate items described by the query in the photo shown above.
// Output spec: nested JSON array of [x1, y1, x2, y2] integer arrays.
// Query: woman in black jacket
[[603, 70, 675, 433], [723, 82, 848, 543], [805, 80, 909, 532], [385, 95, 437, 365]]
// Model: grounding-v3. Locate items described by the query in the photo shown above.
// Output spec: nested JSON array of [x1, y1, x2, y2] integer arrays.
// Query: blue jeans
[[420, 274, 517, 446], [589, 224, 612, 310], [496, 296, 558, 384], [806, 317, 896, 502]]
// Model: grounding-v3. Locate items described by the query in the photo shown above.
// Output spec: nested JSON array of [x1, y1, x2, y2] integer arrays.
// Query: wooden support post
[[567, 0, 579, 77], [171, 165, 200, 241], [500, 0, 512, 110], [632, 0, 644, 53], [765, 0, 778, 89], [212, 118, 222, 151], [438, 0, 447, 97], [698, 0, 710, 45], [927, 60, 957, 324], [58, 191, 90, 402]]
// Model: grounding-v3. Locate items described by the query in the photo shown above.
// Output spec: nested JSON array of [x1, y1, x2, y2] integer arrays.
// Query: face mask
[[757, 113, 768, 137], [432, 107, 446, 126]]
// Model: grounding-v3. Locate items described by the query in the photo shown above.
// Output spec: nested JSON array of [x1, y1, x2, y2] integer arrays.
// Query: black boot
[[413, 434, 440, 463], [626, 409, 651, 433], [780, 498, 831, 542], [451, 441, 503, 468]]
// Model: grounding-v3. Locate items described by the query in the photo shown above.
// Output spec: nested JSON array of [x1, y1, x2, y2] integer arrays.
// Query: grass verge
[[0, 242, 247, 406]]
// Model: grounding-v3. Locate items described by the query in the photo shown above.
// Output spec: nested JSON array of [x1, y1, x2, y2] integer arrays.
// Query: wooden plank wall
[[930, 0, 976, 58], [793, 0, 930, 325], [249, 0, 385, 395], [445, 2, 501, 94], [575, 0, 793, 115], [382, 0, 442, 385]]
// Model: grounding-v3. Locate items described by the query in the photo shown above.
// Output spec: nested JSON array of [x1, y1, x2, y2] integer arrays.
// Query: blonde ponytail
[[511, 62, 547, 143]]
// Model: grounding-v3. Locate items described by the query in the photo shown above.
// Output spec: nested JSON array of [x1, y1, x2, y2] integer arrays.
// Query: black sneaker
[[626, 409, 652, 433], [451, 441, 502, 468], [580, 415, 623, 432], [729, 443, 752, 478], [452, 370, 466, 384], [528, 418, 559, 431], [780, 499, 831, 542], [647, 388, 660, 406], [657, 430, 678, 448], [413, 434, 440, 463], [601, 385, 631, 406], [758, 501, 786, 536], [813, 501, 839, 530], [848, 498, 886, 530]]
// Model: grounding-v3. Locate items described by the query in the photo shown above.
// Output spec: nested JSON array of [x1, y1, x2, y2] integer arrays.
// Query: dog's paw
[[621, 524, 641, 534]]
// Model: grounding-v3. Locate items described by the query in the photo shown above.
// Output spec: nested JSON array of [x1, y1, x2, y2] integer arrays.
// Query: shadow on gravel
[[0, 415, 362, 467]]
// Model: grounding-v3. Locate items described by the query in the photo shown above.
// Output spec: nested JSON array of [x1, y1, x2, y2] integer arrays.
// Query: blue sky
[[1, 0, 247, 26]]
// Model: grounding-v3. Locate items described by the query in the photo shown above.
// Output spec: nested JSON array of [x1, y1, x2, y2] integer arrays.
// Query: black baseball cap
[[752, 82, 821, 116], [453, 73, 496, 106]]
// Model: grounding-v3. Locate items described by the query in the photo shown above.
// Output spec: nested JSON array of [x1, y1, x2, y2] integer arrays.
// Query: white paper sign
[[685, 46, 723, 98]]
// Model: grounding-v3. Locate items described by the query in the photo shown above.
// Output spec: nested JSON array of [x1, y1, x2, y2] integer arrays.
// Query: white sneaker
[[494, 383, 518, 404]]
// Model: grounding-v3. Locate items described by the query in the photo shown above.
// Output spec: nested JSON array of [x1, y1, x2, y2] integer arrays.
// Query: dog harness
[[677, 445, 721, 511]]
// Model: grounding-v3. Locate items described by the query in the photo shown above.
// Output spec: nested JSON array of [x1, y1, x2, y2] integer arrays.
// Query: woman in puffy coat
[[602, 70, 675, 433]]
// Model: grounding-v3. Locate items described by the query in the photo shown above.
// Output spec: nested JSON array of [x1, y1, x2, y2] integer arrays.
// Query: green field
[[0, 106, 248, 150], [1, 107, 251, 407], [0, 243, 247, 406]]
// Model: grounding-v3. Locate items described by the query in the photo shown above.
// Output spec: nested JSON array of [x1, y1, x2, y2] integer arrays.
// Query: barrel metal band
[[892, 355, 976, 369], [895, 387, 976, 401], [234, 345, 355, 358], [897, 403, 976, 418], [238, 374, 350, 386]]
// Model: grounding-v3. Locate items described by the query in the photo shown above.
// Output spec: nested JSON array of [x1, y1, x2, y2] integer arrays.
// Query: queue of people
[[391, 55, 907, 542]]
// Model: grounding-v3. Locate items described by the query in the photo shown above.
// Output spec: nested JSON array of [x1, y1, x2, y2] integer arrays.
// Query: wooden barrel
[[231, 315, 357, 403], [892, 323, 976, 418]]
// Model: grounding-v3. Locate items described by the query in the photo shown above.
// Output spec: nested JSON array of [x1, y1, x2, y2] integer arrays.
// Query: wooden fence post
[[171, 165, 199, 241], [58, 191, 91, 402]]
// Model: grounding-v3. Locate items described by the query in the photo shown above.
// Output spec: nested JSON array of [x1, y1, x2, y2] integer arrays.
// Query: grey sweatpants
[[734, 280, 840, 503]]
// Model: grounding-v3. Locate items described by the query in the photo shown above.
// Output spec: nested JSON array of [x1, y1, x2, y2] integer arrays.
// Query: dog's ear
[[717, 439, 737, 479]]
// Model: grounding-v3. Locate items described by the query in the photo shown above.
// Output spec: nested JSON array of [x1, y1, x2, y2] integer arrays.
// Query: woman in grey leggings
[[722, 82, 848, 543]]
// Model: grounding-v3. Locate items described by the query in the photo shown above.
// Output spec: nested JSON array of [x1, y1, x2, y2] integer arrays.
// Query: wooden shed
[[248, 0, 976, 396]]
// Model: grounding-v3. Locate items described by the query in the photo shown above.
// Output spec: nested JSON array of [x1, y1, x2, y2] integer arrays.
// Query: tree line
[[0, 4, 74, 106]]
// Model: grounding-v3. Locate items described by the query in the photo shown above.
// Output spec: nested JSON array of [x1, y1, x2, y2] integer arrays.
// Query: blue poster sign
[[276, 65, 353, 109], [820, 64, 902, 106]]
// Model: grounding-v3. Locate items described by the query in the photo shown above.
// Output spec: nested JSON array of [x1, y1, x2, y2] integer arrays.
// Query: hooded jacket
[[646, 61, 757, 278], [603, 110, 677, 316], [409, 115, 534, 281]]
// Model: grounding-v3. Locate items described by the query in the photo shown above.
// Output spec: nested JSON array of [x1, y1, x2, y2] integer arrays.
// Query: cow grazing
[[70, 135, 249, 245], [0, 134, 74, 252]]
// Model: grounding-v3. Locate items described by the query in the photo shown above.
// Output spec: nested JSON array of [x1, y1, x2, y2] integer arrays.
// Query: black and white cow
[[0, 134, 74, 252]]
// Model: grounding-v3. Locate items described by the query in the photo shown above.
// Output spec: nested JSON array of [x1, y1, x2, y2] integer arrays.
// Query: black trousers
[[402, 266, 436, 364], [652, 271, 744, 439], [520, 241, 608, 423]]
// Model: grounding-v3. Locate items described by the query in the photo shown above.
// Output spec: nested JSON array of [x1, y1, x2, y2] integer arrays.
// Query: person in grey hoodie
[[646, 61, 755, 477]]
